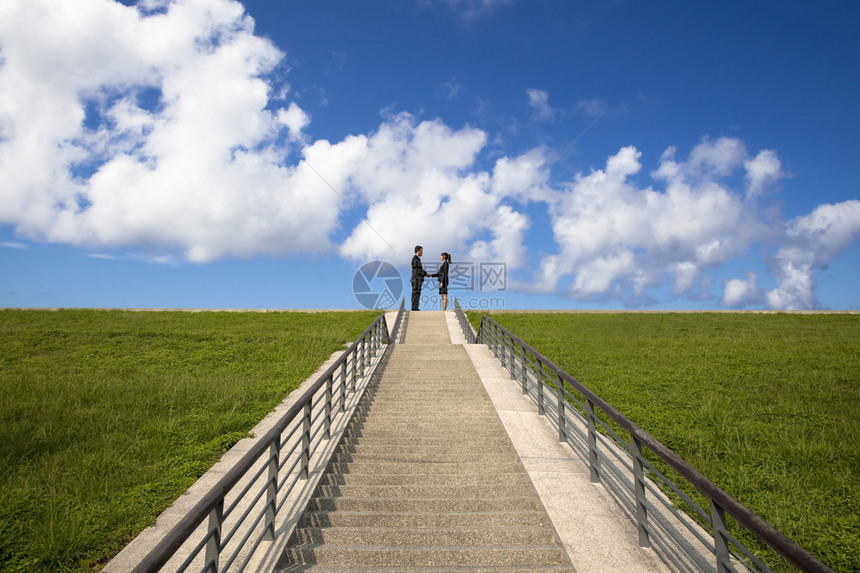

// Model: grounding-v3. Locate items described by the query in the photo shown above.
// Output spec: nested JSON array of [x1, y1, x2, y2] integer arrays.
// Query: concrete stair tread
[[307, 497, 542, 513], [329, 453, 521, 464], [330, 448, 519, 458], [314, 484, 541, 498], [299, 510, 553, 529], [326, 462, 526, 475], [320, 473, 532, 486], [335, 443, 514, 453], [292, 525, 560, 545], [280, 565, 575, 572], [282, 544, 571, 567]]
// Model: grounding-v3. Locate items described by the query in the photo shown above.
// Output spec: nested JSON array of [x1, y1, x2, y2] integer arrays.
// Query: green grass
[[467, 311, 860, 572], [0, 309, 380, 572]]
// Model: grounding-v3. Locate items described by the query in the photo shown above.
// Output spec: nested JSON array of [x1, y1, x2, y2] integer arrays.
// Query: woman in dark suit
[[432, 252, 451, 310]]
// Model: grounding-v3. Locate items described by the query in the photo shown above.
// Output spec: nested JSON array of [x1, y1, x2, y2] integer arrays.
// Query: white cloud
[[655, 136, 746, 181], [431, 0, 514, 19], [575, 98, 606, 119], [339, 113, 496, 262], [533, 140, 769, 302], [766, 262, 816, 310], [723, 272, 761, 307], [491, 147, 550, 201], [745, 149, 783, 198], [277, 103, 311, 141], [444, 79, 462, 99], [0, 0, 322, 262], [0, 242, 28, 250], [527, 137, 856, 309], [469, 206, 530, 268], [526, 88, 556, 122], [765, 200, 860, 309], [0, 0, 534, 270]]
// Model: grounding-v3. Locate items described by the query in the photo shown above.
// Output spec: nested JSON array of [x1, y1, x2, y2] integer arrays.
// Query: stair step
[[282, 544, 570, 568], [291, 525, 559, 546], [353, 421, 499, 428], [279, 565, 575, 572], [326, 462, 525, 475], [313, 484, 538, 499], [319, 472, 531, 487], [340, 432, 510, 443], [335, 442, 516, 455], [307, 496, 542, 513], [329, 451, 520, 465], [298, 510, 551, 529]]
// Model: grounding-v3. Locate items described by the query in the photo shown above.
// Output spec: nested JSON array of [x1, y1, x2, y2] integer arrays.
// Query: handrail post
[[537, 359, 545, 416], [324, 373, 333, 439], [204, 499, 224, 573], [349, 348, 357, 392], [711, 500, 732, 573], [490, 320, 498, 359], [492, 322, 500, 361], [587, 398, 600, 483], [300, 401, 311, 479], [264, 438, 279, 541], [502, 333, 509, 372], [359, 336, 366, 378], [340, 361, 347, 413], [519, 344, 527, 394], [556, 372, 566, 443], [632, 436, 650, 547]]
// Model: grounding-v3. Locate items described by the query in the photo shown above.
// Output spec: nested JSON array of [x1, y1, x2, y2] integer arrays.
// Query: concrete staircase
[[277, 311, 575, 572]]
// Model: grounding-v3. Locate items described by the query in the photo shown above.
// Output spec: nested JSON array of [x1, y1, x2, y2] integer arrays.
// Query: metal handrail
[[390, 298, 407, 343], [132, 306, 399, 572], [452, 298, 475, 343], [464, 312, 832, 573]]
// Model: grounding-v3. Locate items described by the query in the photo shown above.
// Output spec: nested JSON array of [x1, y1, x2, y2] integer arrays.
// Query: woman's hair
[[441, 252, 451, 262]]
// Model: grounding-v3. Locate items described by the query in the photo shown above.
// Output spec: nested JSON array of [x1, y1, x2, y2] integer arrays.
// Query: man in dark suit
[[411, 245, 429, 310]]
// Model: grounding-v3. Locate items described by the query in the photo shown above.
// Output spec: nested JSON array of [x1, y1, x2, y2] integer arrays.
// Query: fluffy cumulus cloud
[[535, 139, 752, 299], [765, 200, 860, 309], [531, 136, 859, 308], [0, 0, 322, 262], [723, 273, 761, 308], [1, 0, 859, 309]]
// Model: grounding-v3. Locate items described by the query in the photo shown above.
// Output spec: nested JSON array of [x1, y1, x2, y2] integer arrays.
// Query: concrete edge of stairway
[[442, 310, 672, 573]]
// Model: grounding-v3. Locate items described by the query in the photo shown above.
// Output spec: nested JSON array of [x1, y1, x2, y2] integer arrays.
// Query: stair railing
[[131, 304, 401, 573], [390, 297, 407, 343], [452, 298, 476, 343], [460, 310, 832, 573]]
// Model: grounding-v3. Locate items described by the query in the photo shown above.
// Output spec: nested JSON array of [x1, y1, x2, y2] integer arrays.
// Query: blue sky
[[1, 0, 859, 310]]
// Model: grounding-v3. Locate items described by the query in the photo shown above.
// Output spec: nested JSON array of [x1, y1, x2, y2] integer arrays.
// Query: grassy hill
[[466, 311, 859, 572], [0, 309, 379, 571]]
